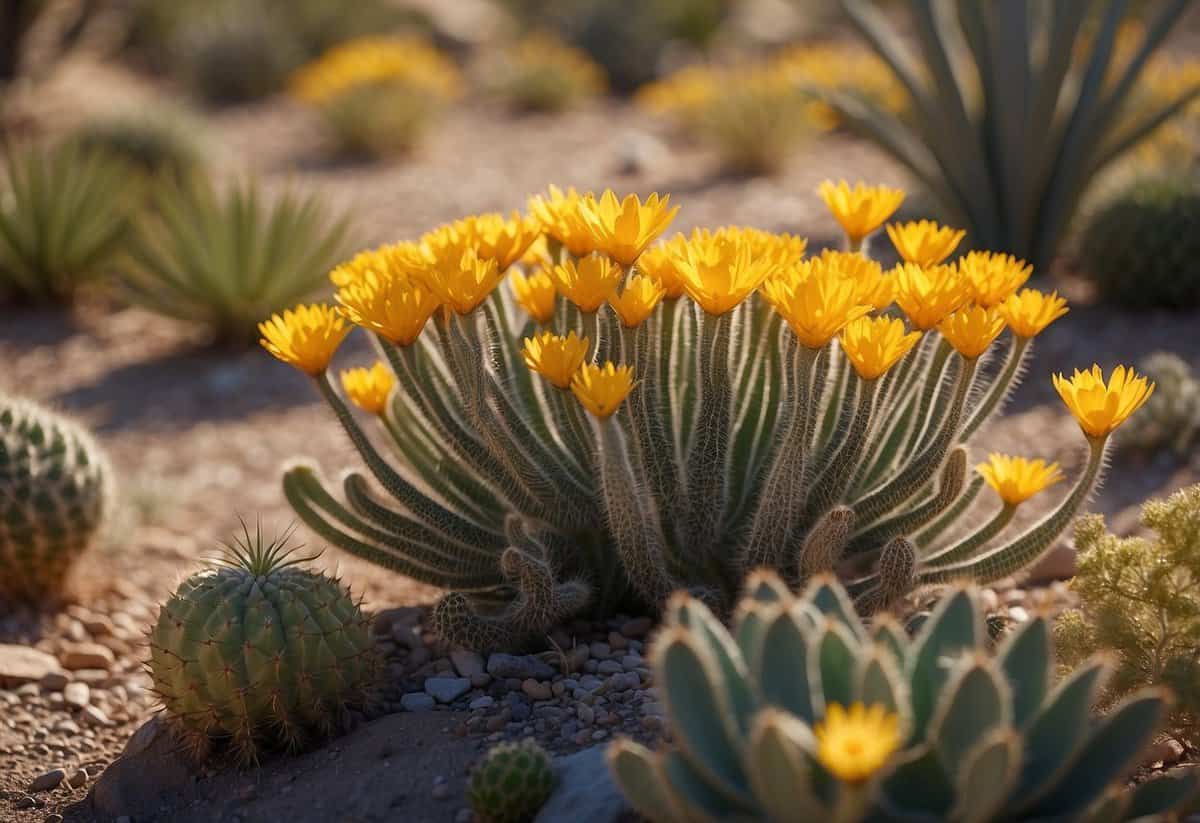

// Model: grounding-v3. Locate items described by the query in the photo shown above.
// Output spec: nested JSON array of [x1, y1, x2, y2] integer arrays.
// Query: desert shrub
[[1056, 484, 1200, 747], [65, 109, 207, 181], [122, 176, 350, 344], [1078, 174, 1200, 309], [484, 33, 606, 113], [1117, 352, 1200, 456]]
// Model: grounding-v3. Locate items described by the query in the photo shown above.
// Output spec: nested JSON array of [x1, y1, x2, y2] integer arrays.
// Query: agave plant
[[123, 176, 350, 344], [825, 0, 1200, 273], [262, 185, 1153, 650], [608, 572, 1199, 821], [0, 142, 136, 302]]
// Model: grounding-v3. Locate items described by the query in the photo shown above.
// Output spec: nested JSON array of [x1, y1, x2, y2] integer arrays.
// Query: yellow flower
[[259, 304, 351, 376], [578, 190, 679, 266], [609, 274, 666, 328], [743, 227, 809, 268], [886, 220, 967, 266], [570, 361, 635, 418], [340, 362, 395, 414], [814, 703, 901, 784], [510, 269, 557, 324], [976, 453, 1065, 506], [416, 248, 504, 315], [549, 254, 624, 312], [762, 259, 871, 349], [1053, 364, 1156, 440], [819, 249, 893, 310], [676, 228, 777, 315], [635, 236, 689, 299], [958, 251, 1033, 308], [329, 242, 423, 288], [337, 267, 441, 347], [997, 288, 1069, 339], [840, 315, 922, 380], [893, 263, 971, 330], [420, 212, 539, 272], [818, 180, 906, 244], [938, 304, 1007, 360], [289, 36, 462, 106], [528, 185, 596, 258], [522, 331, 589, 389]]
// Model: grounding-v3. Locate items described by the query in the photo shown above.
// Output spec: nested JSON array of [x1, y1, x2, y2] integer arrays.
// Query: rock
[[424, 677, 471, 704], [28, 769, 66, 792], [487, 653, 555, 680], [90, 719, 195, 819], [0, 645, 63, 687], [67, 769, 89, 789], [1144, 738, 1186, 767], [1025, 543, 1076, 584], [63, 682, 90, 709], [401, 692, 436, 713], [39, 671, 69, 691], [522, 679, 553, 701], [81, 705, 111, 726], [449, 650, 485, 679], [469, 696, 494, 710], [534, 746, 628, 823], [59, 643, 115, 671]]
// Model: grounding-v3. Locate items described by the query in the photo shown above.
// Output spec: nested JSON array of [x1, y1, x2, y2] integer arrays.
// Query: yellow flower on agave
[[840, 315, 922, 380], [958, 251, 1033, 308], [522, 331, 590, 389], [976, 453, 1065, 506], [818, 180, 906, 245], [819, 249, 893, 310], [417, 248, 504, 315], [578, 190, 679, 266], [336, 268, 441, 346], [814, 703, 901, 784], [635, 236, 689, 299], [997, 288, 1069, 339], [1053, 364, 1156, 440], [609, 274, 666, 328], [893, 263, 971, 330], [549, 254, 624, 313], [259, 304, 351, 376], [676, 228, 777, 315], [528, 185, 597, 258], [570, 361, 635, 419], [340, 361, 395, 415], [763, 259, 871, 350], [510, 269, 558, 324], [886, 220, 967, 266], [938, 304, 1007, 360]]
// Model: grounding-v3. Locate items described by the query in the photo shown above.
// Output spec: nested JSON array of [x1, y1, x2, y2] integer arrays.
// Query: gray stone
[[90, 719, 194, 818], [522, 679, 553, 701], [401, 692, 436, 712], [486, 653, 555, 680], [0, 645, 62, 688], [424, 677, 471, 704], [29, 769, 66, 792], [534, 745, 628, 823], [468, 696, 494, 710], [449, 650, 485, 678]]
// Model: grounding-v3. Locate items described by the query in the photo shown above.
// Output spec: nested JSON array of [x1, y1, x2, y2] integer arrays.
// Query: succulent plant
[[0, 142, 136, 302], [123, 176, 350, 344], [147, 525, 378, 762], [468, 738, 557, 823], [1078, 174, 1200, 309], [609, 572, 1200, 821], [0, 394, 112, 604], [66, 110, 207, 181], [1115, 351, 1200, 455], [485, 34, 606, 114]]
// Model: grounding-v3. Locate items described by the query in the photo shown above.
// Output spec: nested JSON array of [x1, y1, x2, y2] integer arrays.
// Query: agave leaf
[[856, 646, 907, 718], [996, 614, 1050, 729], [733, 604, 774, 676], [660, 749, 750, 821], [952, 728, 1022, 823], [608, 741, 684, 823], [803, 574, 867, 641], [1090, 84, 1200, 178], [747, 711, 828, 821], [1126, 768, 1200, 818], [809, 620, 859, 714], [757, 608, 817, 724], [906, 587, 982, 741], [877, 743, 956, 819], [928, 658, 1011, 769], [869, 616, 909, 668]]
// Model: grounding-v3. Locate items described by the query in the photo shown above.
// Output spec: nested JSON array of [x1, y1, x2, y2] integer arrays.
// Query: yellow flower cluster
[[290, 37, 463, 106], [499, 33, 607, 102]]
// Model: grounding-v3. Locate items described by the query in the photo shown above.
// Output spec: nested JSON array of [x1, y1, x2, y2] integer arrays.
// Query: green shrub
[[486, 33, 607, 114], [1078, 174, 1200, 309], [122, 177, 350, 344], [0, 142, 136, 302], [1118, 352, 1200, 455], [65, 110, 207, 181], [611, 571, 1199, 820], [468, 739, 557, 823], [1057, 484, 1200, 748]]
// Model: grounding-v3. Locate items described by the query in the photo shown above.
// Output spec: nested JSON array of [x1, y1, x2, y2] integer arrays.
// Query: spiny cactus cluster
[[468, 738, 557, 823], [263, 184, 1152, 650], [0, 395, 112, 604], [609, 572, 1199, 821], [147, 526, 378, 762], [1117, 351, 1200, 456]]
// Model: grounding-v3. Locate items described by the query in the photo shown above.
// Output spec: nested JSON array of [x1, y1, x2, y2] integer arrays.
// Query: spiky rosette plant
[[147, 525, 378, 762], [263, 183, 1154, 650], [468, 738, 557, 823], [607, 572, 1199, 821], [0, 394, 112, 604]]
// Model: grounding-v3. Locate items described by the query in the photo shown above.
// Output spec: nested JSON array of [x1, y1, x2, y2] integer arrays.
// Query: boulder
[[535, 745, 629, 823]]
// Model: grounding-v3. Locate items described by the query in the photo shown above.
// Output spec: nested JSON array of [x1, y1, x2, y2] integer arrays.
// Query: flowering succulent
[[887, 220, 967, 266], [268, 183, 1149, 650], [818, 180, 906, 248], [998, 288, 1069, 339], [814, 703, 901, 783], [976, 453, 1064, 506], [341, 362, 395, 415]]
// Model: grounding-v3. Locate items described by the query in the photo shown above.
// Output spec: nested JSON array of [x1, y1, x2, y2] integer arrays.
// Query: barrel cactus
[[1118, 351, 1200, 456], [608, 572, 1200, 821], [468, 738, 557, 823], [147, 526, 378, 762], [0, 395, 112, 604]]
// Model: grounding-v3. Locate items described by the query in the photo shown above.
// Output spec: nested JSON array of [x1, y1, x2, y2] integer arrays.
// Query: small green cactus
[[0, 395, 112, 604], [1118, 352, 1200, 456], [468, 739, 557, 823], [609, 571, 1200, 822], [147, 526, 378, 762]]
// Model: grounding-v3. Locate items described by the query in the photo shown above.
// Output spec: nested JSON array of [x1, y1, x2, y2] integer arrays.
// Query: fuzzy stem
[[921, 503, 1016, 567], [960, 335, 1031, 440], [685, 310, 734, 554]]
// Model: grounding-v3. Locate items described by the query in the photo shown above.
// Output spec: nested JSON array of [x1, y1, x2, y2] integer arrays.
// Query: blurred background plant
[[63, 106, 208, 182], [1116, 352, 1200, 458], [121, 176, 350, 345], [479, 32, 606, 114], [1056, 484, 1200, 749], [289, 36, 463, 159]]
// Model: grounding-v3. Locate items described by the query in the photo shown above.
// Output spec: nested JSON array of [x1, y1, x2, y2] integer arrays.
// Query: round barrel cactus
[[148, 527, 379, 761], [468, 738, 557, 823], [0, 395, 112, 603]]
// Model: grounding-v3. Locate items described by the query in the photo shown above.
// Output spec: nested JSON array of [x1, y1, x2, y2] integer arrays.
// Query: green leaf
[[1126, 767, 1200, 818], [803, 576, 867, 641], [929, 659, 1010, 769], [878, 744, 956, 818], [810, 621, 858, 713], [996, 615, 1050, 729], [757, 609, 816, 724], [747, 711, 828, 821], [906, 587, 982, 741], [857, 647, 906, 717], [952, 728, 1022, 823], [607, 741, 680, 823]]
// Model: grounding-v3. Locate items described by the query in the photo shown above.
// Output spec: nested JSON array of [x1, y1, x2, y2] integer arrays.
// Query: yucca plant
[[123, 177, 350, 344], [0, 142, 136, 303], [825, 0, 1200, 273], [262, 184, 1154, 650], [608, 572, 1199, 820]]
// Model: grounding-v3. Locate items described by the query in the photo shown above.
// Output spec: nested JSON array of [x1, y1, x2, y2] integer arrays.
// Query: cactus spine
[[468, 738, 557, 823]]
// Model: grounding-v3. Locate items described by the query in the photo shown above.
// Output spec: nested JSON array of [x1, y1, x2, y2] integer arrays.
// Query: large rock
[[90, 718, 195, 819], [535, 745, 629, 823], [0, 644, 62, 687]]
